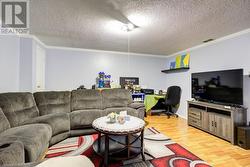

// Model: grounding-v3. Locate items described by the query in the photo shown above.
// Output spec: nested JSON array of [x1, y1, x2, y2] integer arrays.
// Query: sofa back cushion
[[34, 91, 71, 115], [101, 89, 133, 109], [0, 108, 10, 133], [0, 93, 39, 127], [71, 90, 102, 111]]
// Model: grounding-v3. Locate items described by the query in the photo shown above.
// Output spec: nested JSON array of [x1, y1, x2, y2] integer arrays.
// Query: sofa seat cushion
[[0, 124, 52, 162], [102, 89, 133, 109], [33, 91, 71, 116], [70, 109, 103, 129], [104, 107, 139, 118], [0, 93, 39, 127], [128, 103, 145, 119], [0, 108, 10, 133], [49, 132, 69, 146], [21, 113, 70, 136], [70, 129, 97, 137], [71, 90, 102, 110], [0, 141, 25, 166]]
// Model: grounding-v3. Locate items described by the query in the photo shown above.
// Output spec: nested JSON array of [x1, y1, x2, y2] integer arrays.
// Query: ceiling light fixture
[[121, 23, 136, 32], [127, 23, 135, 30]]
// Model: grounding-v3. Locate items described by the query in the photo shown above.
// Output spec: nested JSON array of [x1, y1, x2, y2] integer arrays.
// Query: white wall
[[34, 42, 46, 91], [165, 31, 250, 122], [45, 47, 167, 91], [19, 37, 46, 92], [0, 35, 20, 92], [19, 37, 33, 91], [0, 35, 46, 93]]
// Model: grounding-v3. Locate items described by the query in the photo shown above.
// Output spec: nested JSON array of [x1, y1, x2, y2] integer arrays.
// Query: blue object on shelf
[[132, 93, 145, 102], [170, 62, 176, 69]]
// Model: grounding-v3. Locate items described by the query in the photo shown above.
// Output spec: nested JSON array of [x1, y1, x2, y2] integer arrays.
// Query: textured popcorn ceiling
[[30, 0, 250, 56]]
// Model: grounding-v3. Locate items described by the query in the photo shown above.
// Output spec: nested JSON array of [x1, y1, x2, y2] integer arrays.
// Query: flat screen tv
[[192, 69, 243, 105]]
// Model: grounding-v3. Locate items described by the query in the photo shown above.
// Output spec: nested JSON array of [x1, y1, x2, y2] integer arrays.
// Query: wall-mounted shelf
[[161, 67, 190, 73]]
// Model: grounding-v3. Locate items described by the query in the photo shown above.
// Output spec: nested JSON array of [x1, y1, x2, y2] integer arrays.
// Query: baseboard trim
[[177, 113, 187, 120]]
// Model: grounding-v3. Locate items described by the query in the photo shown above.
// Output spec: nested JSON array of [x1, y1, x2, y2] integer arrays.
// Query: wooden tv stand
[[187, 100, 247, 144]]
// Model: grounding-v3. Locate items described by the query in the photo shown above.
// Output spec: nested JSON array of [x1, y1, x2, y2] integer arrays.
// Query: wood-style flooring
[[145, 115, 250, 167]]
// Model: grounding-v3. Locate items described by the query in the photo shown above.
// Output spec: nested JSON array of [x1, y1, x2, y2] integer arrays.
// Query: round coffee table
[[92, 116, 145, 167]]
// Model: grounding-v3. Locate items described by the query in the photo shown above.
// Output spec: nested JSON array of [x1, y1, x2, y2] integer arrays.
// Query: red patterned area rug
[[46, 127, 210, 167]]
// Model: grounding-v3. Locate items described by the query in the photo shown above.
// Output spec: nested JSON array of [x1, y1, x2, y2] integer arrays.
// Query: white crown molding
[[167, 28, 250, 58], [46, 45, 167, 58]]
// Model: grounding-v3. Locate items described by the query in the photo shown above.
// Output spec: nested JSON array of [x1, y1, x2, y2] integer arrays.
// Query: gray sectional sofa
[[0, 89, 145, 166]]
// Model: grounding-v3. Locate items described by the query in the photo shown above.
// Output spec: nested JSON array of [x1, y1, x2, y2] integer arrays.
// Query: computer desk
[[144, 94, 165, 114]]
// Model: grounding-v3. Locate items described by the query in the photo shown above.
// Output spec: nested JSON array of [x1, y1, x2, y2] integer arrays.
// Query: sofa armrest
[[128, 102, 145, 119], [128, 102, 145, 109]]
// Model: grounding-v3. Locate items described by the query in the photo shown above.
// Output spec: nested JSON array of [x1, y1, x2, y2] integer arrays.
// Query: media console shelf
[[187, 100, 247, 144]]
